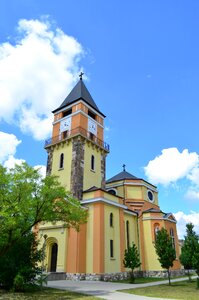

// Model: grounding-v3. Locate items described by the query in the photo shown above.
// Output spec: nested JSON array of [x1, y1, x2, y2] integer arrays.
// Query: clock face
[[88, 119, 97, 135], [60, 117, 71, 133]]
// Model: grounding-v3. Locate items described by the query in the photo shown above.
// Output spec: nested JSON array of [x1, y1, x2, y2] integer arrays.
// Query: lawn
[[120, 280, 199, 300], [0, 287, 99, 300], [112, 277, 168, 284]]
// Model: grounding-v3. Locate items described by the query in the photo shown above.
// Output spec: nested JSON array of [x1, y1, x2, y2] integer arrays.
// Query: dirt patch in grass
[[120, 280, 199, 300], [0, 288, 98, 300]]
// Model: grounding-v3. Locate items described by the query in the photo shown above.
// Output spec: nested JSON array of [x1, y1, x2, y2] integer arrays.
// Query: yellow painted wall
[[38, 223, 68, 272], [51, 141, 72, 190], [142, 219, 161, 270], [124, 214, 138, 249], [86, 205, 94, 273], [83, 191, 95, 200], [127, 186, 142, 199], [104, 205, 121, 273], [104, 192, 120, 204], [83, 142, 102, 190], [142, 186, 158, 206]]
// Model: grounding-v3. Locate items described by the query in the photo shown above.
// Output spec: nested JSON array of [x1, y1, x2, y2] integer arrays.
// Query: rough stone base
[[46, 269, 186, 281], [47, 272, 66, 281], [65, 269, 186, 281], [140, 269, 186, 278]]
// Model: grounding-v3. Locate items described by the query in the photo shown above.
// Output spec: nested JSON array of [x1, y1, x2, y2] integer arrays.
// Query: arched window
[[154, 224, 160, 241], [107, 189, 117, 196], [91, 155, 95, 171], [110, 213, 113, 227], [170, 228, 176, 251], [110, 239, 114, 258], [126, 220, 130, 249], [59, 153, 64, 169], [50, 243, 58, 272]]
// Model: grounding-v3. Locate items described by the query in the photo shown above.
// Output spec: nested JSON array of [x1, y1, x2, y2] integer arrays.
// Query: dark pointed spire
[[52, 77, 105, 117]]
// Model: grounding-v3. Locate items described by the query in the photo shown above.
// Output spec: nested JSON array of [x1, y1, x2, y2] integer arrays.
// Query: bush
[[0, 232, 42, 290], [13, 274, 25, 292]]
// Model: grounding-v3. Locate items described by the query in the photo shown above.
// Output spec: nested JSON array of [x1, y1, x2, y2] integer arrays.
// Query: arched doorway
[[50, 243, 58, 272]]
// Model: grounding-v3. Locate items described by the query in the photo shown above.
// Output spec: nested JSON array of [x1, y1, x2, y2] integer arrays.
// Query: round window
[[148, 190, 154, 202]]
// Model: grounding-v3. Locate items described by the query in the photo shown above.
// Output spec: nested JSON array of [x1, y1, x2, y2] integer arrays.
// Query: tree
[[154, 227, 176, 285], [192, 243, 199, 289], [123, 242, 141, 283], [0, 232, 42, 290], [179, 223, 199, 282], [0, 162, 87, 258]]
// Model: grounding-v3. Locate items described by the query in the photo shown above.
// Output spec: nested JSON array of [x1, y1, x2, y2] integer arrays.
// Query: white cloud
[[0, 131, 21, 163], [34, 164, 46, 178], [3, 155, 25, 169], [0, 18, 84, 140], [144, 148, 199, 186], [174, 211, 199, 239], [185, 189, 199, 201]]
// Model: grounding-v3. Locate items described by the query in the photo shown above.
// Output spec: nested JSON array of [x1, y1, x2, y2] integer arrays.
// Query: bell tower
[[45, 75, 109, 200]]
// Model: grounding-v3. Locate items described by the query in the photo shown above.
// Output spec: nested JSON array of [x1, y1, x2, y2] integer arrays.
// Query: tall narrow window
[[110, 239, 114, 258], [59, 153, 64, 169], [110, 213, 113, 227], [170, 228, 176, 252], [91, 155, 95, 170], [126, 220, 130, 249], [154, 224, 159, 241]]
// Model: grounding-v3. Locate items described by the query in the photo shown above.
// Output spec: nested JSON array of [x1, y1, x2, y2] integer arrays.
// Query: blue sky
[[0, 0, 199, 237]]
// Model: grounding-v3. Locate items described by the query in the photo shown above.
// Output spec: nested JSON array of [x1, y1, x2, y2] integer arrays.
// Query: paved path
[[47, 277, 194, 300]]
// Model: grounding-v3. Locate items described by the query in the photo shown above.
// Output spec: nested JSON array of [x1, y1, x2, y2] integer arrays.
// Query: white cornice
[[142, 217, 176, 223], [124, 210, 138, 216], [106, 182, 157, 193], [81, 197, 127, 209], [54, 99, 105, 119]]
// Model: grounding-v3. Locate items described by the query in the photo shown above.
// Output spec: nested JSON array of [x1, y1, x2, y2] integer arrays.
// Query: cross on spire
[[79, 71, 84, 80], [122, 164, 126, 172]]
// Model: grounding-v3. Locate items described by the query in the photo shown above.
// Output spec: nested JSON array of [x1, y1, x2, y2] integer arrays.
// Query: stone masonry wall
[[101, 153, 106, 189], [70, 137, 85, 200], [46, 149, 53, 176]]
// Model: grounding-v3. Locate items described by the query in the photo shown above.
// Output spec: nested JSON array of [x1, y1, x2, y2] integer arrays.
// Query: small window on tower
[[62, 130, 68, 139], [59, 153, 64, 169], [91, 155, 95, 171], [88, 110, 96, 120], [63, 108, 72, 118]]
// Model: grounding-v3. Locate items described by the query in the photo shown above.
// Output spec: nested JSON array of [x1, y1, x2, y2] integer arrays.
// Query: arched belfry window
[[59, 153, 64, 169], [126, 220, 130, 249], [110, 213, 113, 227], [91, 155, 95, 171]]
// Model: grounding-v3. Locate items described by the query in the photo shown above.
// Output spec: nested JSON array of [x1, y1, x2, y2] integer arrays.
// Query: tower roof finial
[[79, 71, 84, 80], [122, 164, 126, 172]]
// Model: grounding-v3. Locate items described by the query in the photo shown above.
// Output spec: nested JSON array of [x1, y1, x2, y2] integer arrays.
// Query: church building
[[39, 75, 181, 278]]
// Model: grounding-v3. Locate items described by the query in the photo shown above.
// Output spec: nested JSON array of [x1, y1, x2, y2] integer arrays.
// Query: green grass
[[0, 287, 99, 300], [111, 277, 167, 284], [120, 280, 199, 300]]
